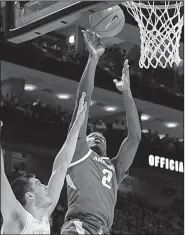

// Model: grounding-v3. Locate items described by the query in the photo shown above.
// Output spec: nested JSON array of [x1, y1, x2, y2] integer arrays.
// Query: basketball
[[89, 5, 125, 37]]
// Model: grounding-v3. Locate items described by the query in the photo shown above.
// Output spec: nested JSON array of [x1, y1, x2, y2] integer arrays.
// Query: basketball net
[[122, 1, 184, 68]]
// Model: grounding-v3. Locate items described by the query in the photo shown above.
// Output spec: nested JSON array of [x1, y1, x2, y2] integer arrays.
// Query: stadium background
[[0, 1, 184, 235]]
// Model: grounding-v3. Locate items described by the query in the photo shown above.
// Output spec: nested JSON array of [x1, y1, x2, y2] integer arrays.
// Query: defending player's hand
[[76, 92, 87, 127], [82, 30, 105, 59], [113, 59, 130, 92]]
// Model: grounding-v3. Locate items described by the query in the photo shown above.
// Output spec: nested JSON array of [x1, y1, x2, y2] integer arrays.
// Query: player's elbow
[[52, 161, 68, 175], [59, 161, 69, 174], [128, 125, 141, 141], [128, 133, 141, 143], [135, 132, 141, 142], [51, 168, 67, 186]]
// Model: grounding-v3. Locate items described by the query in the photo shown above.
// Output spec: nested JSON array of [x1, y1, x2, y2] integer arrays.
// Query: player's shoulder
[[2, 211, 29, 234], [28, 211, 49, 226], [111, 156, 118, 167], [90, 149, 98, 156], [68, 142, 92, 168]]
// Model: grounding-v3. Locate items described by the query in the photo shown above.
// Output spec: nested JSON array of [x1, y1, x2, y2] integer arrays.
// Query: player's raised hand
[[113, 59, 130, 92], [82, 29, 105, 59], [76, 92, 87, 127], [0, 121, 3, 129]]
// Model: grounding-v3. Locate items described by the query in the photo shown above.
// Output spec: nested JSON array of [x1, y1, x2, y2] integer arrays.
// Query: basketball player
[[0, 93, 87, 234], [61, 30, 141, 235]]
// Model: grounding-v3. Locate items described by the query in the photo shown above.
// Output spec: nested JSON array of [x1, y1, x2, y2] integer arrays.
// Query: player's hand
[[0, 121, 3, 128], [113, 59, 130, 92], [82, 30, 105, 59], [76, 92, 87, 127]]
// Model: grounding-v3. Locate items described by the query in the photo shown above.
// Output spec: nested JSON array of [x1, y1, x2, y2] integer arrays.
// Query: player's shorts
[[61, 216, 110, 235]]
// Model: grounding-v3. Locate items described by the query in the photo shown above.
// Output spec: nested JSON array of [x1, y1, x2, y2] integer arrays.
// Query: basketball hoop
[[122, 1, 184, 68]]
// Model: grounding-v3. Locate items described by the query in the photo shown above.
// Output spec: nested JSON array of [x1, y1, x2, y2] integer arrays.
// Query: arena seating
[[0, 92, 183, 161], [1, 176, 183, 235], [0, 92, 183, 234]]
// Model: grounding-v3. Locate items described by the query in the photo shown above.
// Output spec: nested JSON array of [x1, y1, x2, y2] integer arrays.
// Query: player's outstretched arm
[[68, 30, 105, 153], [112, 60, 141, 185], [0, 121, 27, 230], [46, 93, 87, 216]]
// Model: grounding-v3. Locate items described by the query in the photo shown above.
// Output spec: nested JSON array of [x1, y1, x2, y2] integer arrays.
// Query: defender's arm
[[46, 94, 87, 216], [0, 122, 27, 228]]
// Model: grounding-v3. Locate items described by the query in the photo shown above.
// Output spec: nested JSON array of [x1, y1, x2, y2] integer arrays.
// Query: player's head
[[11, 173, 52, 210], [86, 132, 107, 157]]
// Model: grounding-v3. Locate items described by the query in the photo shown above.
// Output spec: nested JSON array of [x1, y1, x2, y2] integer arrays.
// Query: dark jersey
[[65, 147, 120, 230]]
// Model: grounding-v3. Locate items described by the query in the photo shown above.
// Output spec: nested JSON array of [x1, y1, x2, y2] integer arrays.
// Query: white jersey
[[1, 211, 50, 234]]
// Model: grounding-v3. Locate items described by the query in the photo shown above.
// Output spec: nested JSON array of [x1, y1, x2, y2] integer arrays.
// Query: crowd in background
[[2, 172, 183, 235], [0, 91, 183, 235], [49, 192, 183, 235], [0, 91, 183, 161], [1, 5, 184, 233], [33, 34, 184, 97], [60, 46, 184, 96], [111, 193, 183, 235]]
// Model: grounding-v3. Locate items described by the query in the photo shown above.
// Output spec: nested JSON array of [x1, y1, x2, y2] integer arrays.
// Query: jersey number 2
[[102, 169, 113, 189]]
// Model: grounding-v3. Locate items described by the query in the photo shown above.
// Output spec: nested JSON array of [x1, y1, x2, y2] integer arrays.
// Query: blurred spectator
[[12, 167, 22, 180], [95, 119, 107, 132], [161, 134, 170, 145], [153, 131, 161, 147], [112, 120, 119, 130], [87, 118, 94, 133], [0, 92, 183, 161], [111, 193, 183, 235], [147, 129, 154, 141], [117, 119, 126, 131]]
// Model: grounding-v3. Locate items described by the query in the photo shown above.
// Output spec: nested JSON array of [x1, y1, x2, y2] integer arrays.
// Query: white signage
[[149, 155, 184, 173]]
